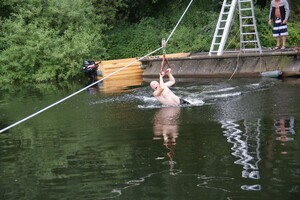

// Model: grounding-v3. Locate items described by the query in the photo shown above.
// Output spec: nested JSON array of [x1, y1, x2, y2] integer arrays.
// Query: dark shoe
[[273, 46, 280, 50]]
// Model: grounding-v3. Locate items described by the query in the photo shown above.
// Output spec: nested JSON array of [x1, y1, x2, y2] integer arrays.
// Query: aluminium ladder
[[238, 0, 262, 54], [209, 0, 262, 56]]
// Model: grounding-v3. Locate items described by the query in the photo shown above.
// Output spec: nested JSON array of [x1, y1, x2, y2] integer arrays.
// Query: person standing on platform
[[268, 0, 290, 50]]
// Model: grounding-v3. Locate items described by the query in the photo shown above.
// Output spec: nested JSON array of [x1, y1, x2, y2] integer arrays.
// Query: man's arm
[[283, 0, 290, 22], [164, 69, 176, 87], [153, 73, 165, 96]]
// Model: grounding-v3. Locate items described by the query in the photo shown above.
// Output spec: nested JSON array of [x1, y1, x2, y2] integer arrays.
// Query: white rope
[[166, 0, 193, 44], [0, 0, 194, 133], [229, 52, 241, 80], [0, 47, 162, 134]]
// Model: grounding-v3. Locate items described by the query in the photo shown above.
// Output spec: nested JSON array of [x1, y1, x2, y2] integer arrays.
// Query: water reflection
[[221, 119, 262, 191], [85, 82, 103, 95], [152, 107, 180, 173], [1, 78, 299, 199], [274, 116, 295, 143]]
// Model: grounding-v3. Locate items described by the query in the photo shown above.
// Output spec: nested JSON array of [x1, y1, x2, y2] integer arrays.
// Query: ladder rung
[[223, 12, 229, 15], [224, 4, 231, 7], [240, 8, 252, 11], [216, 35, 222, 37], [239, 0, 252, 2], [242, 24, 254, 27], [242, 32, 256, 35], [241, 40, 258, 43], [241, 16, 253, 19], [241, 48, 261, 51], [218, 28, 225, 30], [213, 43, 221, 46]]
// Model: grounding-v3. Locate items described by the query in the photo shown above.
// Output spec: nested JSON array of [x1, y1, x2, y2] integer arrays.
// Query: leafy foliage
[[0, 0, 116, 83], [0, 0, 299, 83]]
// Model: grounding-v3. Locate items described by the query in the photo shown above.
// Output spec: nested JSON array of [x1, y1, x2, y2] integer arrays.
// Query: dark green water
[[0, 78, 299, 200]]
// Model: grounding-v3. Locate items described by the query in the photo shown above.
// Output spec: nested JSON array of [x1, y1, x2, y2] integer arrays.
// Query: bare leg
[[276, 37, 280, 47], [282, 36, 287, 47]]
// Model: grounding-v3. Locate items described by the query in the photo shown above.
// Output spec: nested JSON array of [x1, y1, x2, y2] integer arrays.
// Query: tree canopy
[[0, 0, 299, 83]]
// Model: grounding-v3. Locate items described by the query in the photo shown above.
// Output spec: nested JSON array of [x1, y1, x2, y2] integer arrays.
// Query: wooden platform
[[97, 58, 144, 92], [96, 53, 192, 92], [147, 52, 191, 59]]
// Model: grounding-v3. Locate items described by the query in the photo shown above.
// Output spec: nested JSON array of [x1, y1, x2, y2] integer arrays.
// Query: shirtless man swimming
[[150, 69, 190, 106]]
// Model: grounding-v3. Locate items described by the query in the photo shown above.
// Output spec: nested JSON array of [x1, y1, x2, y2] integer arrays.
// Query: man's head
[[150, 81, 159, 90]]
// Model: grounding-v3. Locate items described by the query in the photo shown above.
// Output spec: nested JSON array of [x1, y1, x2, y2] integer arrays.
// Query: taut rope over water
[[0, 0, 194, 133]]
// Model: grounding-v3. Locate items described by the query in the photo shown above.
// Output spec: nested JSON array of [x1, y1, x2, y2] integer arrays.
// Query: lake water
[[0, 78, 299, 200]]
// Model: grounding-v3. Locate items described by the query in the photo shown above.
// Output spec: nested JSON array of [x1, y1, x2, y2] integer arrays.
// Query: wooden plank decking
[[97, 58, 143, 92], [96, 53, 191, 92]]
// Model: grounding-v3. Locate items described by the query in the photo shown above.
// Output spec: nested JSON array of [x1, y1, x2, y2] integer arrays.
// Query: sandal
[[273, 46, 280, 50], [281, 46, 286, 50]]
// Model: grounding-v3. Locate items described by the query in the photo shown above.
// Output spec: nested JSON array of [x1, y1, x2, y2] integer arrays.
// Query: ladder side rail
[[217, 0, 238, 56], [209, 0, 228, 56], [250, 0, 262, 53], [238, 0, 244, 51]]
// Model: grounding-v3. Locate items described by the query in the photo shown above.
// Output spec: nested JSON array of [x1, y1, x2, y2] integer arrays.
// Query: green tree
[[0, 0, 299, 83], [0, 0, 126, 83]]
